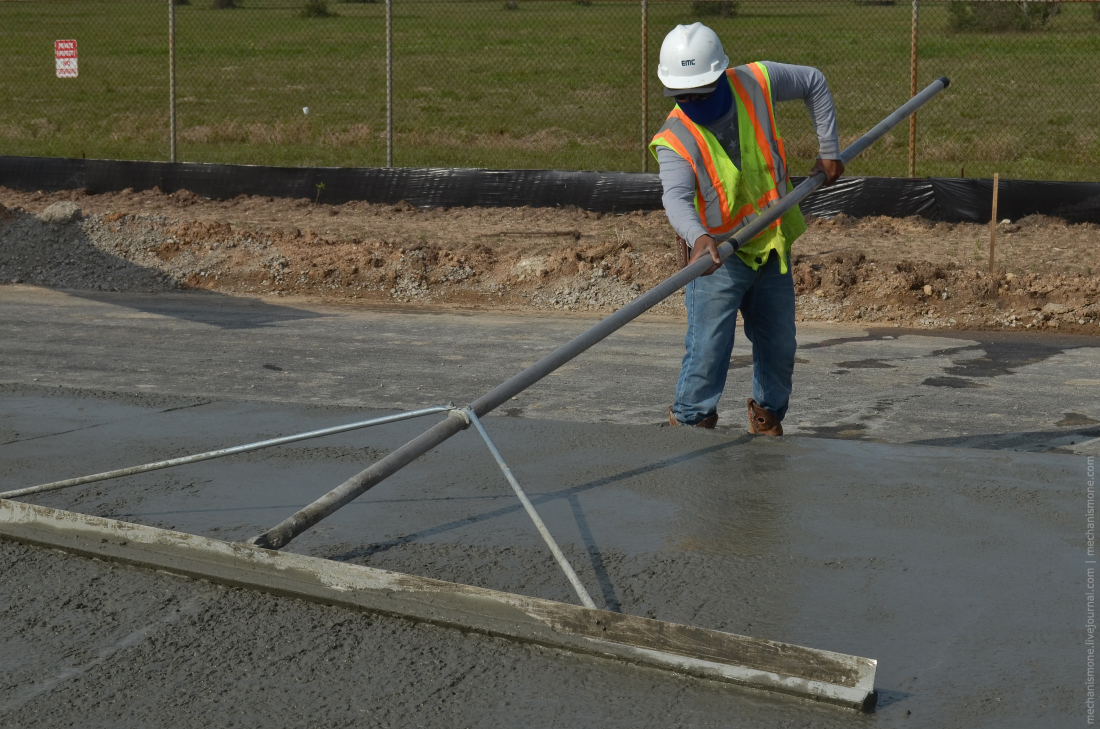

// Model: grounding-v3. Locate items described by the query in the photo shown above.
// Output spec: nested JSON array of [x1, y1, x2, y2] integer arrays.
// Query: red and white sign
[[55, 40, 78, 78]]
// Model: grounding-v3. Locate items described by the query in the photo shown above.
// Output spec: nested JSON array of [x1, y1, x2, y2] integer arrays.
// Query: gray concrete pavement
[[0, 285, 1093, 727], [1, 285, 1098, 453], [0, 393, 1082, 728]]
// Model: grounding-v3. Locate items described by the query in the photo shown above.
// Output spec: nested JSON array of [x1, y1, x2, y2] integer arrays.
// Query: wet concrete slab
[[0, 390, 1081, 727]]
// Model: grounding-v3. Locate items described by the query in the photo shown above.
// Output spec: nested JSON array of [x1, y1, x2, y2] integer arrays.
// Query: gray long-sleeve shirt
[[657, 62, 839, 247]]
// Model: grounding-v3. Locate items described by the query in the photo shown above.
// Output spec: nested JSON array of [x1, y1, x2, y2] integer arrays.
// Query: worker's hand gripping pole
[[249, 77, 951, 551]]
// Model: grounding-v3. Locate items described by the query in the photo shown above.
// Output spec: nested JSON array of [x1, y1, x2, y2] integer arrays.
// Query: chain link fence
[[1, 0, 1097, 180]]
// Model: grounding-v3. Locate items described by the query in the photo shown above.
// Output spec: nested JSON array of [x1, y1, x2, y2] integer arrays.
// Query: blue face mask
[[677, 76, 733, 126]]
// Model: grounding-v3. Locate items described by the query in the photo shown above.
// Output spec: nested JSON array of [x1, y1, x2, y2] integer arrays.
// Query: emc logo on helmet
[[681, 59, 695, 66]]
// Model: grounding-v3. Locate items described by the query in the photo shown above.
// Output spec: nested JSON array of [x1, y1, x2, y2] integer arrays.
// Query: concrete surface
[[0, 498, 881, 711], [0, 285, 1094, 727], [1, 286, 1098, 453]]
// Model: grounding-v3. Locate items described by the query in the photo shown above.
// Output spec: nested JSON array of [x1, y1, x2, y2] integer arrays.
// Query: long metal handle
[[249, 77, 950, 551], [466, 409, 597, 609], [0, 407, 452, 500]]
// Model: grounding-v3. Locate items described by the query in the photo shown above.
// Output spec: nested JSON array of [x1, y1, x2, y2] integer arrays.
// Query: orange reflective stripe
[[653, 125, 716, 228], [669, 107, 734, 228], [729, 71, 780, 190], [653, 127, 716, 230], [749, 62, 789, 188], [734, 202, 756, 224], [756, 188, 780, 208], [652, 130, 698, 179], [748, 62, 778, 132], [709, 202, 757, 235]]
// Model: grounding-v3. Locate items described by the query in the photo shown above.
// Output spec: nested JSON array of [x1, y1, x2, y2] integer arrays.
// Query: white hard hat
[[657, 23, 729, 95]]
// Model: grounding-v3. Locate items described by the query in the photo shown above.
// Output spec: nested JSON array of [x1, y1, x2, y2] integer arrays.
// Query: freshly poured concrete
[[0, 286, 1093, 726], [0, 390, 1081, 727]]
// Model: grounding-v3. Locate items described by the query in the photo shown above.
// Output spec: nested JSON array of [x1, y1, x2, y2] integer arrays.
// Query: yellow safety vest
[[649, 62, 806, 273]]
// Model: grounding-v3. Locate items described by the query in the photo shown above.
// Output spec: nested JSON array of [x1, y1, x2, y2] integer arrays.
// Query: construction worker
[[651, 23, 843, 435]]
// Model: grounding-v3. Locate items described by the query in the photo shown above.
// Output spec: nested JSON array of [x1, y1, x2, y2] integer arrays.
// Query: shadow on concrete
[[68, 290, 326, 330], [909, 425, 1100, 452], [921, 376, 989, 389], [801, 327, 1099, 383], [836, 358, 896, 369], [803, 419, 1100, 453], [798, 330, 905, 351], [0, 207, 325, 330], [801, 423, 869, 439], [930, 336, 1090, 379], [569, 493, 621, 612], [873, 689, 913, 711]]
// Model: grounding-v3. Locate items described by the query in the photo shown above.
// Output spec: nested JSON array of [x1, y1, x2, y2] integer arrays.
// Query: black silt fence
[[2, 156, 1098, 224]]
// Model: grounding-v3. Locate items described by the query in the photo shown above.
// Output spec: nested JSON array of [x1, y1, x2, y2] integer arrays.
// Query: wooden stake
[[989, 172, 999, 273]]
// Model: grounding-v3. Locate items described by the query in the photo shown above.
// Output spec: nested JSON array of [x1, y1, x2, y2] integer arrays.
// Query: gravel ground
[[2, 186, 1098, 332]]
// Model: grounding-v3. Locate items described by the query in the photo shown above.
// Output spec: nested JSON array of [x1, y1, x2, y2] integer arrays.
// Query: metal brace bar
[[463, 409, 597, 610], [0, 406, 454, 500]]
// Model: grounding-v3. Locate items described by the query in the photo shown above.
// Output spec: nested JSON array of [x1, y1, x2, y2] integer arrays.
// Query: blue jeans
[[672, 251, 796, 425]]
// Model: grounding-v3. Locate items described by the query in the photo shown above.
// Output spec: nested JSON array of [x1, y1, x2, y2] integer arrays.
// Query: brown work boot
[[747, 399, 783, 436], [668, 405, 717, 429]]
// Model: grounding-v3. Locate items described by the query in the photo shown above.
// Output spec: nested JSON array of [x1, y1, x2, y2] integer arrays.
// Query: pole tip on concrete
[[247, 529, 290, 550], [245, 534, 273, 549]]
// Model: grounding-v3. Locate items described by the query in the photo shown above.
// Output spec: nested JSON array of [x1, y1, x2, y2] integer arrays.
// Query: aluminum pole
[[1, 406, 452, 501], [465, 409, 597, 609], [249, 77, 950, 551]]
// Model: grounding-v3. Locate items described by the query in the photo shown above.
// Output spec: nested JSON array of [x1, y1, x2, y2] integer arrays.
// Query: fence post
[[386, 0, 394, 168], [642, 0, 649, 173], [169, 0, 177, 163], [908, 0, 919, 178]]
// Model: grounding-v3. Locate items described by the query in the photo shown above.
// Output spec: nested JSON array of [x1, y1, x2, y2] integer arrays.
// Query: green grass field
[[1, 0, 1098, 179]]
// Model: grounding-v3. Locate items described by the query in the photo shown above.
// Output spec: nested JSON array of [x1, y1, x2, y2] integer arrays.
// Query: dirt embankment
[[1, 186, 1098, 333], [790, 213, 1100, 332]]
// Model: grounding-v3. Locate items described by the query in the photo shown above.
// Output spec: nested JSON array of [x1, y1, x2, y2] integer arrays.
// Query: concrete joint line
[[0, 498, 878, 711]]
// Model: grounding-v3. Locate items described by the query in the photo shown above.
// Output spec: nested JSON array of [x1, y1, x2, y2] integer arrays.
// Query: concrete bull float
[[0, 498, 877, 711]]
